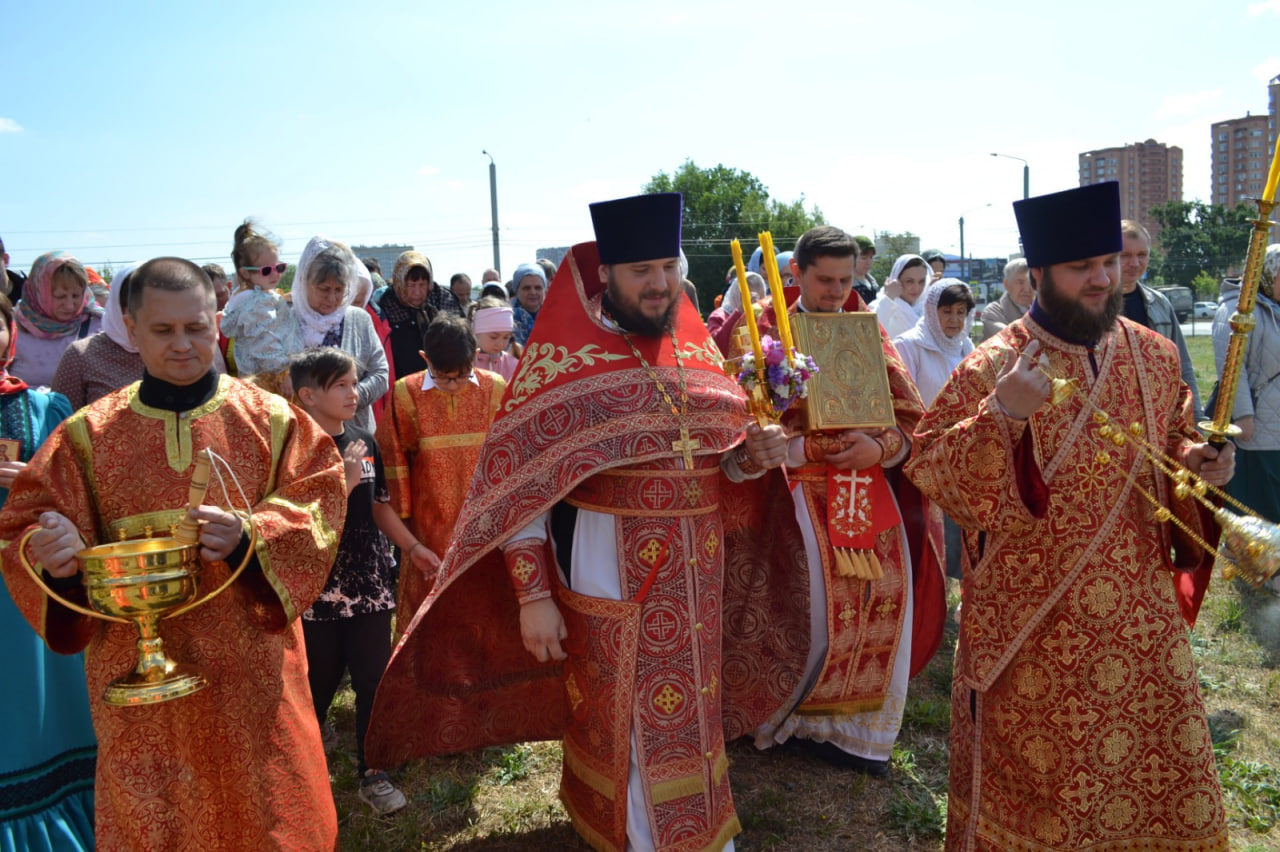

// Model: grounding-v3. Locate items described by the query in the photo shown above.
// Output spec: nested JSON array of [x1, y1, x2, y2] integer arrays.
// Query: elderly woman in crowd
[[9, 252, 103, 388], [510, 262, 546, 347], [870, 253, 930, 339], [377, 251, 438, 385], [283, 236, 388, 433]]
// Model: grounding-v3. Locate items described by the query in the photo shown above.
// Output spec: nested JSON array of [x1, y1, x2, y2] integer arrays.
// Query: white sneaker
[[359, 770, 407, 815]]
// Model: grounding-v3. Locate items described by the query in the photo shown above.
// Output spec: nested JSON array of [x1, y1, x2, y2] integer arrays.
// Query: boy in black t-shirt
[[290, 348, 408, 815]]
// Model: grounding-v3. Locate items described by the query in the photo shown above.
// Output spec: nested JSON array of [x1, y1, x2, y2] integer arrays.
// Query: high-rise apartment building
[[1079, 139, 1182, 237], [1210, 113, 1270, 209]]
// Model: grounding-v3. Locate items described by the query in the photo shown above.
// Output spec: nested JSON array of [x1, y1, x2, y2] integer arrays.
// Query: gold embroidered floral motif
[[565, 673, 584, 712], [838, 601, 855, 628], [1080, 578, 1121, 617], [1178, 791, 1216, 829], [1021, 735, 1058, 773], [511, 556, 536, 583], [504, 343, 628, 411], [1091, 656, 1129, 694], [1174, 717, 1206, 755], [653, 684, 684, 715], [704, 530, 719, 558], [682, 480, 704, 507], [1100, 729, 1134, 765], [638, 539, 664, 567], [1014, 664, 1051, 701], [1100, 796, 1137, 830]]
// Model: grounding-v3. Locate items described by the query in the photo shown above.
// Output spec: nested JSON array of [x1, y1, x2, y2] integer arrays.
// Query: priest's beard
[[604, 273, 679, 338], [1036, 267, 1122, 341]]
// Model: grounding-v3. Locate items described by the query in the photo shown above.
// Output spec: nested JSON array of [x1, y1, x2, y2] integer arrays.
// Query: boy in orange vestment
[[0, 258, 346, 851], [376, 315, 504, 637]]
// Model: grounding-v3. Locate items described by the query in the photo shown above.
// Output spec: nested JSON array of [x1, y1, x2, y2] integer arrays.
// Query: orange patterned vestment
[[367, 242, 810, 852], [907, 316, 1227, 851], [376, 368, 504, 637], [0, 376, 345, 851]]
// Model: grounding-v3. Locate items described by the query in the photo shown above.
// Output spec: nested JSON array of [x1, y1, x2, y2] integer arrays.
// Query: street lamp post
[[482, 150, 500, 275], [958, 203, 992, 283], [990, 152, 1030, 199]]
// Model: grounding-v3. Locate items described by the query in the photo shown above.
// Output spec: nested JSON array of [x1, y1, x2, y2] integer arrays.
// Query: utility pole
[[482, 150, 500, 274]]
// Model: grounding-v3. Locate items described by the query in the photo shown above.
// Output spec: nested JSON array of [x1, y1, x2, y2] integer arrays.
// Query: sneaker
[[359, 770, 407, 815], [320, 722, 338, 754]]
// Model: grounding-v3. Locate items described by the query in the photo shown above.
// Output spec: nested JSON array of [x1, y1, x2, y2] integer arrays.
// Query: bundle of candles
[[730, 232, 818, 424]]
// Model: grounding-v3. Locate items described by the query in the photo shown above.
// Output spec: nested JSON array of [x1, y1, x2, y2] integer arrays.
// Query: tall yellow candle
[[1264, 132, 1280, 203], [730, 239, 765, 367], [758, 231, 794, 354]]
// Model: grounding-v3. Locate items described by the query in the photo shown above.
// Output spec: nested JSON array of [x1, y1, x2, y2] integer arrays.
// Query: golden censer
[[20, 449, 254, 705]]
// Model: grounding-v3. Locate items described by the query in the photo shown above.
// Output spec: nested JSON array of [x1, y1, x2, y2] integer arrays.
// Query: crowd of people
[[0, 179, 1273, 850]]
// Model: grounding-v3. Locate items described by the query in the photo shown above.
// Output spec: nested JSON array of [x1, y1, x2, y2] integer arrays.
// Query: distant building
[[1210, 113, 1270, 210], [1079, 139, 1182, 238], [536, 246, 569, 269], [350, 243, 413, 280]]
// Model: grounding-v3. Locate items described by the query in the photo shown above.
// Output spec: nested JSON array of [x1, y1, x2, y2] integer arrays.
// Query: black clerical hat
[[589, 193, 683, 264], [1013, 182, 1121, 267]]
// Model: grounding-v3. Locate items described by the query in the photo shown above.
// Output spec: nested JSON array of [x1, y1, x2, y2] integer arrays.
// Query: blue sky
[[3, 0, 1278, 282]]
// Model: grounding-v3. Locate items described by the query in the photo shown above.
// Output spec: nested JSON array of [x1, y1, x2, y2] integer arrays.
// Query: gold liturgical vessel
[[20, 449, 253, 706]]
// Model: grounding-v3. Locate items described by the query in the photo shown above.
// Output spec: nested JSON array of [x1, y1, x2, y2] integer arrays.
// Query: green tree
[[1148, 201, 1253, 290], [644, 161, 824, 313], [870, 232, 921, 285], [278, 264, 297, 294]]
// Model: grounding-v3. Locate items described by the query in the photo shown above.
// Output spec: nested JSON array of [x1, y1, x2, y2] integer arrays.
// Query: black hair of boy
[[422, 316, 477, 375], [289, 347, 358, 393]]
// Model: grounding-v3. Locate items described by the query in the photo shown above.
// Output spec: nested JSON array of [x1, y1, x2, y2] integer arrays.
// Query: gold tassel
[[867, 552, 883, 580], [835, 548, 882, 579], [835, 548, 858, 577]]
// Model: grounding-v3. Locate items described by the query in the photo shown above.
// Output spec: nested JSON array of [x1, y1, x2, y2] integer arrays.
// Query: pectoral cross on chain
[[672, 425, 700, 470], [833, 469, 874, 522]]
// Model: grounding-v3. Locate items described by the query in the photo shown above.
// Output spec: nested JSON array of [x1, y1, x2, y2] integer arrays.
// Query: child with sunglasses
[[221, 219, 302, 394]]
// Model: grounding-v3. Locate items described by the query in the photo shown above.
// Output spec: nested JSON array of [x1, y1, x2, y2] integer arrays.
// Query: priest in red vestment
[[368, 193, 809, 852], [0, 258, 346, 850], [907, 183, 1235, 850]]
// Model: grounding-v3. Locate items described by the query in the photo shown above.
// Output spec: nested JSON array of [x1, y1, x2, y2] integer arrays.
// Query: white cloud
[[1246, 0, 1280, 15], [417, 165, 440, 177], [1152, 89, 1223, 120], [1253, 57, 1280, 84], [0, 118, 22, 134]]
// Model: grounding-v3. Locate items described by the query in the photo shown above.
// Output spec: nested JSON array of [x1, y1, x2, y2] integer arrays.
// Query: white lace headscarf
[[888, 254, 930, 318], [903, 279, 975, 359], [292, 235, 357, 347]]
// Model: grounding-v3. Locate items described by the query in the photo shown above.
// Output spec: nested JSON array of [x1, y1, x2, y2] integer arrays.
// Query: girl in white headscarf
[[871, 254, 931, 339], [284, 236, 389, 432], [891, 279, 975, 405]]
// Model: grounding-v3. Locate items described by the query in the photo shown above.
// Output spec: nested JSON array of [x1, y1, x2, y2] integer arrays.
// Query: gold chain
[[610, 317, 689, 423], [607, 309, 700, 468]]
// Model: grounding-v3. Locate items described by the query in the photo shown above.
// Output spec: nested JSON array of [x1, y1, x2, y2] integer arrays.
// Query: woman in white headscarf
[[891, 279, 975, 406], [893, 279, 976, 583], [871, 254, 931, 339], [283, 236, 389, 432]]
